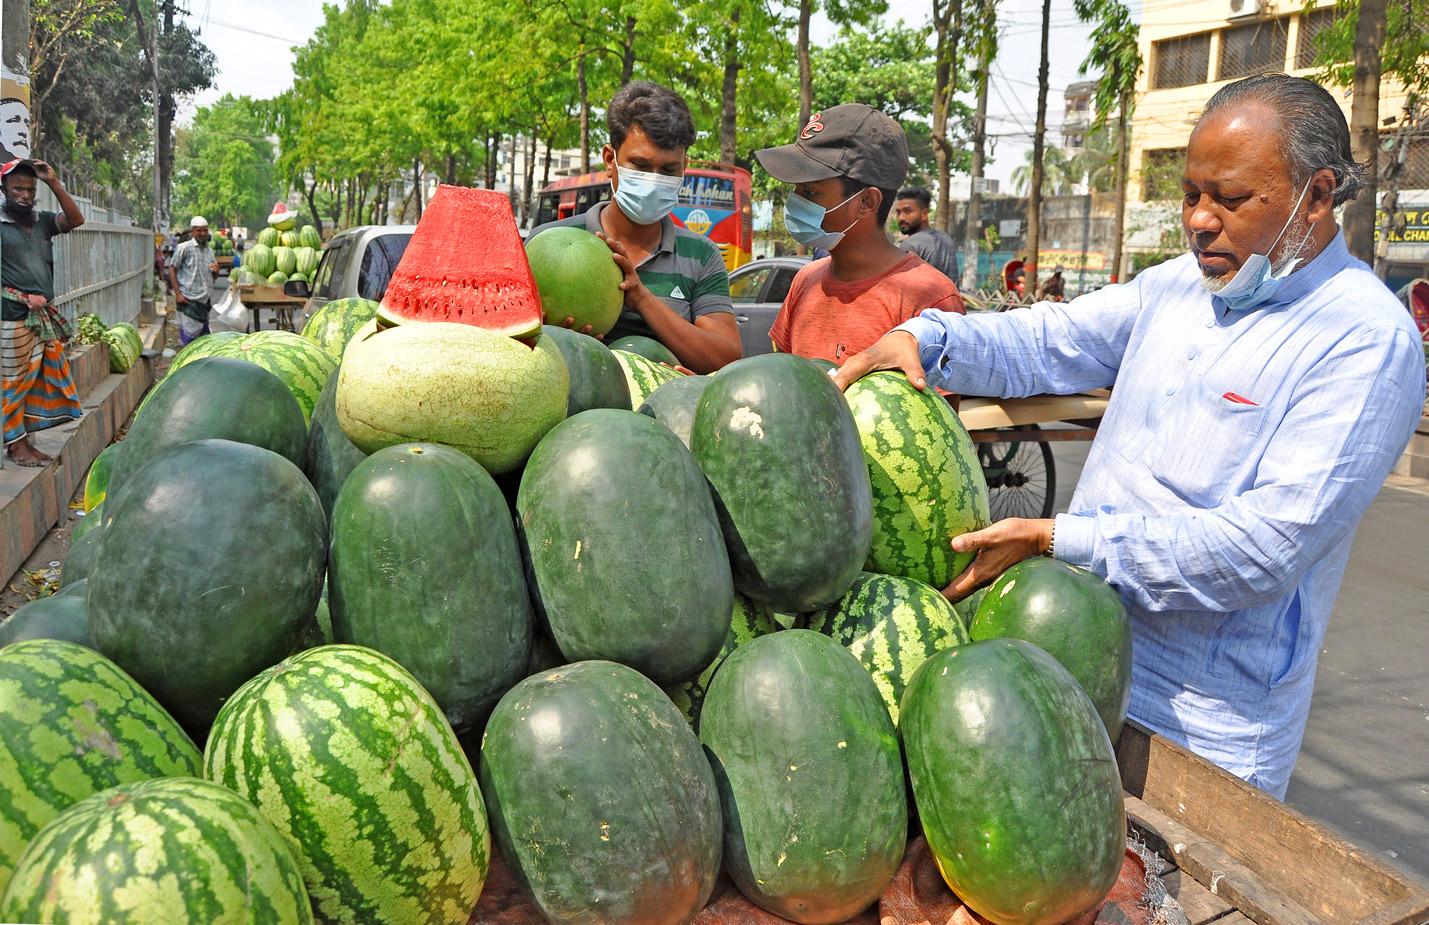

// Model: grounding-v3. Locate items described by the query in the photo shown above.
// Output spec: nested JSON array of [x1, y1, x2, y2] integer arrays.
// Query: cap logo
[[800, 113, 825, 141]]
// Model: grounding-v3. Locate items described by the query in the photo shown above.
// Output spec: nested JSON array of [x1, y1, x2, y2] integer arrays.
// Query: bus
[[532, 162, 754, 271]]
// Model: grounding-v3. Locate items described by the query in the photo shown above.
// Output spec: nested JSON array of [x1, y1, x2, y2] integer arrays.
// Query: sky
[[183, 0, 1100, 186]]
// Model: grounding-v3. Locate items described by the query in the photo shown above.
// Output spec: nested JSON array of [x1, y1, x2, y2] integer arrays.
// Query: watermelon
[[256, 227, 279, 248], [299, 224, 322, 249], [637, 374, 711, 449], [71, 502, 103, 541], [330, 443, 533, 733], [518, 409, 731, 685], [304, 369, 368, 521], [609, 334, 679, 366], [0, 581, 91, 649], [525, 226, 624, 336], [106, 357, 307, 503], [0, 777, 313, 924], [60, 521, 102, 587], [247, 242, 276, 276], [280, 230, 300, 249], [90, 439, 326, 732], [218, 329, 338, 421], [273, 245, 298, 275], [663, 592, 785, 728], [845, 371, 990, 589], [302, 297, 380, 362], [700, 630, 906, 922], [480, 660, 723, 923], [901, 639, 1125, 925], [101, 323, 142, 373], [294, 245, 319, 276], [267, 202, 296, 231], [267, 270, 290, 286], [806, 571, 969, 725], [167, 330, 244, 378], [0, 640, 201, 894], [613, 348, 682, 409], [337, 322, 568, 475], [82, 442, 119, 511], [377, 185, 543, 338], [539, 324, 631, 416], [204, 645, 489, 925], [971, 557, 1133, 739], [691, 354, 873, 613]]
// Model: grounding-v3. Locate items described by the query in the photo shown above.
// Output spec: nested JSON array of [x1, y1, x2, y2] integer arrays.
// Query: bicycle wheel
[[978, 425, 1056, 521]]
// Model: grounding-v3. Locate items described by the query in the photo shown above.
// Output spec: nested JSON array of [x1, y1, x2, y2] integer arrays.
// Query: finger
[[579, 324, 595, 335], [674, 365, 695, 376], [560, 316, 577, 329], [831, 355, 871, 392], [950, 525, 997, 554], [943, 557, 987, 603]]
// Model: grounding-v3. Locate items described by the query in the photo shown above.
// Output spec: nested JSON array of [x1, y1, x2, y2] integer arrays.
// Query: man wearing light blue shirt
[[835, 74, 1426, 797]]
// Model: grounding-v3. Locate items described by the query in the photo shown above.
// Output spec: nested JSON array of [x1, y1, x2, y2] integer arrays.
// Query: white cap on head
[[190, 216, 208, 228]]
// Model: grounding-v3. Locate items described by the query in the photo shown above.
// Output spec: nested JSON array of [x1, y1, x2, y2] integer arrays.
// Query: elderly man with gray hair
[[834, 74, 1426, 798]]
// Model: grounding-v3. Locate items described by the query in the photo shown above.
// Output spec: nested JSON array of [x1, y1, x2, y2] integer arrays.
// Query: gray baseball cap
[[756, 104, 909, 189]]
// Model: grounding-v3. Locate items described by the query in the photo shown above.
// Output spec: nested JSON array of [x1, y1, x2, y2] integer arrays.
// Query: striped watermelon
[[301, 297, 380, 362], [216, 330, 337, 422], [294, 246, 319, 277], [0, 777, 313, 924], [83, 442, 119, 512], [248, 242, 277, 276], [664, 593, 791, 728], [169, 329, 244, 377], [0, 640, 201, 894], [845, 371, 990, 589], [256, 227, 280, 248], [613, 348, 682, 409], [204, 645, 489, 925], [102, 324, 141, 373], [299, 224, 322, 249], [807, 571, 970, 724]]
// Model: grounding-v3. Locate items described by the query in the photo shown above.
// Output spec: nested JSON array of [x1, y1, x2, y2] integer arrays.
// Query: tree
[[171, 95, 277, 230], [27, 0, 124, 152], [930, 0, 964, 231], [960, 0, 998, 291], [1074, 0, 1140, 282], [793, 0, 887, 127], [1012, 146, 1077, 195], [1024, 0, 1052, 289]]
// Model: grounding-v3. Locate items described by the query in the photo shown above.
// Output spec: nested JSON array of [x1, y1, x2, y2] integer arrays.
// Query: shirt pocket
[[1149, 392, 1266, 507]]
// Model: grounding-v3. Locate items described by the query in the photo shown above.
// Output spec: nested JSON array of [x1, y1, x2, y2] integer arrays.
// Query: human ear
[[1306, 167, 1336, 223]]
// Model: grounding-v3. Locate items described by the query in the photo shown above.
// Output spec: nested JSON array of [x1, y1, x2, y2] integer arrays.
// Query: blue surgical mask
[[1212, 177, 1314, 312], [612, 163, 682, 225], [784, 190, 861, 251]]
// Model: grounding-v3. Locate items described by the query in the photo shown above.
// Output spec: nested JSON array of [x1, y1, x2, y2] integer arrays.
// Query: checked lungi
[[2, 315, 82, 447]]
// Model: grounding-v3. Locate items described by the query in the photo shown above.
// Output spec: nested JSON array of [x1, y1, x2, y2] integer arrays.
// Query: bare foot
[[7, 441, 51, 467]]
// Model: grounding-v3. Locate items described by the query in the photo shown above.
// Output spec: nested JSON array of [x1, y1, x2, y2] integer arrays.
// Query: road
[[1048, 440, 1429, 885]]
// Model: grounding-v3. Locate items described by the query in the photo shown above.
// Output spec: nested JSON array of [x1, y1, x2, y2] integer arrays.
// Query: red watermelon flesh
[[377, 185, 544, 339]]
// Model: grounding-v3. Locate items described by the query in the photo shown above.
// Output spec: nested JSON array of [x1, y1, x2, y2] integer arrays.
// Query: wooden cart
[[233, 283, 306, 333]]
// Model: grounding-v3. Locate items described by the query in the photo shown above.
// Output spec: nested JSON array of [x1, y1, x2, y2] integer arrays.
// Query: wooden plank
[[1210, 915, 1255, 925], [1117, 724, 1429, 923], [969, 427, 1096, 443], [957, 393, 1109, 430], [1161, 868, 1236, 925]]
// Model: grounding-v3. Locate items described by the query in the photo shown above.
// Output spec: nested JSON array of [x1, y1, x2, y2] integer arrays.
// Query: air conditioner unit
[[1227, 0, 1262, 19]]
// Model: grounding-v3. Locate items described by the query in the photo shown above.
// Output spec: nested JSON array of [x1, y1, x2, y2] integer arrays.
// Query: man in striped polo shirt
[[527, 82, 741, 373]]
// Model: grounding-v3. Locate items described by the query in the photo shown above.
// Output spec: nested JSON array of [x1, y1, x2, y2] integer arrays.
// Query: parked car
[[284, 225, 417, 317], [728, 256, 807, 357]]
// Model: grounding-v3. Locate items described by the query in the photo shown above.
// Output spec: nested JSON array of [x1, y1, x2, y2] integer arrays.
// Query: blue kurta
[[898, 232, 1425, 796]]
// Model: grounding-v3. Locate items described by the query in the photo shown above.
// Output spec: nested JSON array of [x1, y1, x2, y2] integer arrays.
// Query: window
[[357, 233, 412, 302], [730, 266, 772, 303], [766, 268, 796, 305], [534, 192, 561, 227], [1142, 148, 1186, 201], [1219, 18, 1289, 81], [1295, 7, 1341, 68], [1390, 133, 1429, 190], [573, 185, 609, 216], [1152, 34, 1210, 89], [313, 240, 348, 299]]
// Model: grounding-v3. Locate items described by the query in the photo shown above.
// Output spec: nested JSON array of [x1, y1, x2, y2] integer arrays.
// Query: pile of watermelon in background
[[233, 202, 323, 288], [0, 186, 1136, 925]]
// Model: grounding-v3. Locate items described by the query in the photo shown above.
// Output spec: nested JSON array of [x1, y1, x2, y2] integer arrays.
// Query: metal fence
[[35, 186, 152, 327]]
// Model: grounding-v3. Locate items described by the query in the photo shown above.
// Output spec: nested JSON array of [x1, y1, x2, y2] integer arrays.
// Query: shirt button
[[1186, 348, 1196, 360], [1165, 385, 1176, 396]]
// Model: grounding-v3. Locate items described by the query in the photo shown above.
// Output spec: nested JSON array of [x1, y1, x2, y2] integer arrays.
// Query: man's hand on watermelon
[[941, 518, 1053, 603], [832, 330, 928, 392], [556, 316, 602, 339]]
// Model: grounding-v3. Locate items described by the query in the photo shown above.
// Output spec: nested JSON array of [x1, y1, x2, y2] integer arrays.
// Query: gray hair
[[1199, 74, 1366, 206]]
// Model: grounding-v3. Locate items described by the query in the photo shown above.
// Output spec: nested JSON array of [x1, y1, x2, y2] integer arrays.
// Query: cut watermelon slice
[[267, 201, 296, 230], [377, 185, 544, 340]]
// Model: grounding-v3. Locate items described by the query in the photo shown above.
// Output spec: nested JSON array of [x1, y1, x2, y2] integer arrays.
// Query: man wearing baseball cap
[[167, 216, 219, 346], [756, 104, 964, 365]]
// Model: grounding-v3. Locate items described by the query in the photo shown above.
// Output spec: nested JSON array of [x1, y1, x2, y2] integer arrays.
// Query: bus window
[[534, 193, 562, 227], [574, 185, 610, 215]]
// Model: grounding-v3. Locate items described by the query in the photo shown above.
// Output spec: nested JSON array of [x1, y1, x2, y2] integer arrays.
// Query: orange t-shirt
[[769, 252, 965, 364]]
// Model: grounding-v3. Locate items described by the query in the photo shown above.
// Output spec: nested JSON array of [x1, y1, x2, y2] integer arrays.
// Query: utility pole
[[961, 63, 990, 293], [1373, 95, 1422, 281], [127, 0, 165, 234], [1024, 0, 1052, 295]]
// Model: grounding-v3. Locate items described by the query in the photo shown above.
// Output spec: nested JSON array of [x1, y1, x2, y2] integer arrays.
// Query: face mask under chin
[[1198, 220, 1314, 294]]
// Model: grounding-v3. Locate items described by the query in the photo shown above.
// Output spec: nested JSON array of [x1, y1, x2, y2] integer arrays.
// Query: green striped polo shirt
[[527, 201, 733, 343]]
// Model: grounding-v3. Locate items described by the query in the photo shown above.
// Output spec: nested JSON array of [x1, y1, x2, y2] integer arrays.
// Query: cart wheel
[[978, 425, 1056, 521]]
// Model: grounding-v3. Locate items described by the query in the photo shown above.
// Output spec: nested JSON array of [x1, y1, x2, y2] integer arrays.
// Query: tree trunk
[[720, 7, 740, 164], [798, 0, 813, 127], [487, 133, 501, 189], [931, 0, 963, 233], [446, 152, 457, 185], [542, 132, 554, 187], [1373, 95, 1419, 280], [1343, 0, 1385, 262], [578, 49, 591, 172], [304, 177, 322, 236], [507, 133, 519, 208], [1025, 0, 1052, 292], [1111, 94, 1130, 283], [522, 130, 537, 222], [328, 179, 342, 231], [960, 61, 990, 292], [622, 16, 637, 85], [414, 159, 425, 220], [156, 0, 176, 226]]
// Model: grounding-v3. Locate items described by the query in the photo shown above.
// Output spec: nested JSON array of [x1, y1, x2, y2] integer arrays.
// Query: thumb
[[903, 356, 929, 391]]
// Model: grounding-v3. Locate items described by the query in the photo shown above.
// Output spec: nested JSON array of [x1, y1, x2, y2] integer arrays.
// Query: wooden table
[[234, 284, 306, 333]]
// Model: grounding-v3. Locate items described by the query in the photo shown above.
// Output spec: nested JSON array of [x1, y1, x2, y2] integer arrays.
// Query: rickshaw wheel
[[977, 424, 1056, 521]]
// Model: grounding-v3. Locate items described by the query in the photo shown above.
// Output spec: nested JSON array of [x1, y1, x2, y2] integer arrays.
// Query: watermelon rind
[[0, 640, 201, 894], [609, 334, 679, 366], [82, 443, 119, 512], [204, 644, 490, 925]]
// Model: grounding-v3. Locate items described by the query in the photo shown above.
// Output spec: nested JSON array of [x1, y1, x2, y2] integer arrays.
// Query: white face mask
[[1200, 176, 1315, 310], [612, 163, 683, 225]]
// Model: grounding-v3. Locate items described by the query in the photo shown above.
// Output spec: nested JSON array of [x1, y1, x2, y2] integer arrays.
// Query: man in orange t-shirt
[[756, 104, 965, 365]]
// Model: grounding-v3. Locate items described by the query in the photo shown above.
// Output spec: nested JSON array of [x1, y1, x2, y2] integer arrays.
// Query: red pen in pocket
[[1223, 392, 1258, 406]]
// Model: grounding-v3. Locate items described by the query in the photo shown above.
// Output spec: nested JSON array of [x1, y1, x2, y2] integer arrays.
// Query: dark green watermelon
[[329, 443, 533, 734], [807, 357, 838, 374], [304, 368, 367, 522], [900, 639, 1125, 925], [517, 409, 731, 685], [0, 582, 92, 649], [71, 504, 104, 542], [637, 375, 711, 449], [691, 354, 873, 613], [540, 325, 631, 416], [480, 660, 722, 924], [607, 334, 678, 366], [700, 630, 906, 923], [88, 439, 326, 733], [970, 557, 1132, 739], [663, 593, 786, 729], [106, 357, 307, 503], [61, 528, 102, 588]]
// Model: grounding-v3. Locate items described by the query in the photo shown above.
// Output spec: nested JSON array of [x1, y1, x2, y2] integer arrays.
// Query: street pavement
[[1049, 440, 1429, 885]]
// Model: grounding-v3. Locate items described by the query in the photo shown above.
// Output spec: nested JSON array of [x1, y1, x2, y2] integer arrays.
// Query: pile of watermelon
[[101, 320, 143, 373], [238, 204, 321, 287], [0, 185, 1136, 925]]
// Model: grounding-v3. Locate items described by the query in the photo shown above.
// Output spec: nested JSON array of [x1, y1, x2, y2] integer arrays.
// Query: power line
[[203, 15, 302, 44]]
